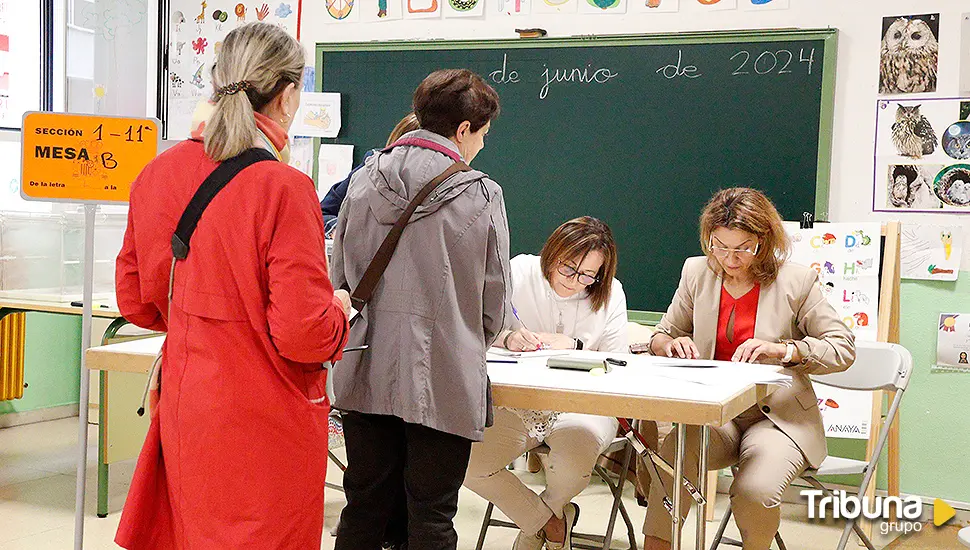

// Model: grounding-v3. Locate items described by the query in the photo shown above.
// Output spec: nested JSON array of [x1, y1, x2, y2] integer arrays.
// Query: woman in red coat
[[114, 23, 350, 549]]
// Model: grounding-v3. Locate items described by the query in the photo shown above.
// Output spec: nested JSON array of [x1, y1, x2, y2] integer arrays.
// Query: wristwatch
[[574, 338, 585, 350], [782, 342, 795, 364]]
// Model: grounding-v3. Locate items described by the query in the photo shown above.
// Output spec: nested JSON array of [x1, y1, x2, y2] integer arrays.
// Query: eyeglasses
[[558, 262, 599, 286], [709, 237, 759, 259]]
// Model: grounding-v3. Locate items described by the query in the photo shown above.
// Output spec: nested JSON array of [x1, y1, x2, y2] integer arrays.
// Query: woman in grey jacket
[[330, 69, 510, 550]]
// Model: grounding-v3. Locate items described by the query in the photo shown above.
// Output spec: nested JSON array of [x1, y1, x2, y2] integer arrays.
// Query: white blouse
[[506, 254, 629, 439]]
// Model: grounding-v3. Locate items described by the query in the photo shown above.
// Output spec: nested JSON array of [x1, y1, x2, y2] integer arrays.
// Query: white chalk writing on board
[[656, 50, 702, 80], [539, 65, 619, 100]]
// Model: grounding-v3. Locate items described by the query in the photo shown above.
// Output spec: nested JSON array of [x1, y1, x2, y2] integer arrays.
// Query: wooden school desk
[[86, 338, 783, 549]]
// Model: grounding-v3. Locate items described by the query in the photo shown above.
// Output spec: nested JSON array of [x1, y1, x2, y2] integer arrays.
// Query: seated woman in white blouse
[[463, 216, 628, 550]]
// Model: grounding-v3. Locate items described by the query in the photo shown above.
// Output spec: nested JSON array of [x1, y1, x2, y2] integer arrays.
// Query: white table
[[86, 339, 784, 550]]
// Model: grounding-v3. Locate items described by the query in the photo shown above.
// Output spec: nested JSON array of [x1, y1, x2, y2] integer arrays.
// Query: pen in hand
[[510, 304, 546, 351]]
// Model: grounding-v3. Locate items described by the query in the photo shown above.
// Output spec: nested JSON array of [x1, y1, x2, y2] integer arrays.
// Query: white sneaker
[[512, 529, 545, 550], [545, 502, 580, 550]]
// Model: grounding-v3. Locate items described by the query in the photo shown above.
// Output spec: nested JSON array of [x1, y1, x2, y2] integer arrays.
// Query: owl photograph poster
[[879, 13, 939, 95], [874, 97, 970, 213]]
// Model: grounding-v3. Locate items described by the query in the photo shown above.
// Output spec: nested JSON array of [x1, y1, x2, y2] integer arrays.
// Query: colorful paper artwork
[[740, 0, 789, 10], [292, 92, 342, 138], [406, 0, 442, 18], [444, 0, 485, 18], [936, 313, 970, 372], [578, 0, 627, 15], [785, 222, 882, 440], [901, 224, 963, 281], [628, 0, 679, 13], [165, 0, 300, 140]]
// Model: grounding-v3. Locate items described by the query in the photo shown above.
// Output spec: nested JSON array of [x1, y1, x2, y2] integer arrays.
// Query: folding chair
[[709, 341, 913, 550], [327, 411, 347, 492], [475, 437, 640, 550]]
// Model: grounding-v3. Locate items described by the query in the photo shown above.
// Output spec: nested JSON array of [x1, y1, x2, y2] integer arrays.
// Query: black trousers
[[334, 411, 473, 550]]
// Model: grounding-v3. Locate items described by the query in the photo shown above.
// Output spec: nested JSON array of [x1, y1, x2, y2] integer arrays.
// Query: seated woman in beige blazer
[[641, 187, 856, 550]]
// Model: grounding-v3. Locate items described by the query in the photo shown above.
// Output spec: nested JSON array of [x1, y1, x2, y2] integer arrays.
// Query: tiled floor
[[0, 418, 961, 549]]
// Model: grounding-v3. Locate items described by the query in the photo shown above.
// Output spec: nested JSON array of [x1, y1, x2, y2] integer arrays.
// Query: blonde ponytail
[[203, 23, 305, 162]]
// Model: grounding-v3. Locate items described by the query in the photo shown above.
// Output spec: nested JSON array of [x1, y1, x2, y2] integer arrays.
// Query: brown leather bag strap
[[350, 161, 472, 313]]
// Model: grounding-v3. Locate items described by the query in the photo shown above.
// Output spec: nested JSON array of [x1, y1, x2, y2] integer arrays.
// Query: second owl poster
[[874, 97, 970, 213]]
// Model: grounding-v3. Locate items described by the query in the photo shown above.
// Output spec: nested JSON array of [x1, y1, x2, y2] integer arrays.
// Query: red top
[[714, 283, 761, 362]]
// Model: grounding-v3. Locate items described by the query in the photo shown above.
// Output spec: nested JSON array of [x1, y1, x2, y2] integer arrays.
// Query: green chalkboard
[[316, 29, 838, 314]]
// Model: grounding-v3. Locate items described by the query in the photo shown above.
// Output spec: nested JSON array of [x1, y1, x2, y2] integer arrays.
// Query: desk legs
[[97, 370, 109, 518], [671, 423, 686, 550], [696, 426, 710, 550]]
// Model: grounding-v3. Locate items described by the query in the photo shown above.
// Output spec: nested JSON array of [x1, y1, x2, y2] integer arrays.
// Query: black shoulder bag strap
[[137, 147, 276, 417], [171, 147, 277, 259]]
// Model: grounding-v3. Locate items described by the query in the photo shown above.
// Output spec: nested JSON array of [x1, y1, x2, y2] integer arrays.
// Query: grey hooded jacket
[[330, 130, 511, 441]]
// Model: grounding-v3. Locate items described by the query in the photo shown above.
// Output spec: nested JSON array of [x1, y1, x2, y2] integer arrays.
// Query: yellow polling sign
[[21, 112, 159, 203]]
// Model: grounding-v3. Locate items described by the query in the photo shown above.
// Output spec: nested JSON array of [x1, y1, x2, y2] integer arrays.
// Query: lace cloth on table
[[506, 407, 561, 441]]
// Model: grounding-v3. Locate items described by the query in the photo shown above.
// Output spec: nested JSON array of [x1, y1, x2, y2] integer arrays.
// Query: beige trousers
[[464, 408, 618, 536], [643, 407, 808, 550]]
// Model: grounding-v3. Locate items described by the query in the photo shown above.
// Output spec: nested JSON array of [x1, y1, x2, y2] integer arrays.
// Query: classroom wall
[[0, 314, 81, 416], [300, 0, 970, 505]]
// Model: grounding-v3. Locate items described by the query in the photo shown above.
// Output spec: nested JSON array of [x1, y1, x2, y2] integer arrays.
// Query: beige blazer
[[654, 256, 856, 468]]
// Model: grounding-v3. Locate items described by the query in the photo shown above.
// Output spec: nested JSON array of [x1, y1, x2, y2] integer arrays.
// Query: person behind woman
[[330, 68, 508, 550], [642, 187, 855, 550], [320, 112, 421, 235], [464, 216, 628, 550], [112, 23, 351, 549]]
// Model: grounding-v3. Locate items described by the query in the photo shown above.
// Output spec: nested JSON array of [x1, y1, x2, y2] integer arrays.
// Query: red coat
[[114, 119, 348, 549]]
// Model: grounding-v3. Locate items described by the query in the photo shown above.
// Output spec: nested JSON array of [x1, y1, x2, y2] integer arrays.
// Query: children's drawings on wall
[[289, 137, 314, 178], [83, 0, 148, 40], [936, 313, 970, 373], [533, 0, 578, 15], [317, 145, 354, 199], [578, 0, 627, 15], [685, 0, 736, 11], [405, 0, 442, 18], [166, 1, 301, 139], [740, 0, 788, 10], [628, 0, 678, 14], [292, 92, 341, 138], [494, 0, 531, 16], [443, 0, 485, 18], [900, 224, 963, 281], [360, 0, 403, 21], [326, 0, 361, 21], [874, 97, 970, 213]]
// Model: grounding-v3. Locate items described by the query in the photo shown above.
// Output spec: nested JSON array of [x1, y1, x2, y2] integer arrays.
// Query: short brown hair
[[699, 188, 791, 284], [539, 217, 618, 312], [412, 69, 500, 138], [385, 112, 421, 147]]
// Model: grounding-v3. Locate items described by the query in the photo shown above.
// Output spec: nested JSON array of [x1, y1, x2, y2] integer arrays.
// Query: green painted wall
[[0, 312, 81, 415], [895, 274, 970, 503], [819, 272, 970, 505]]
